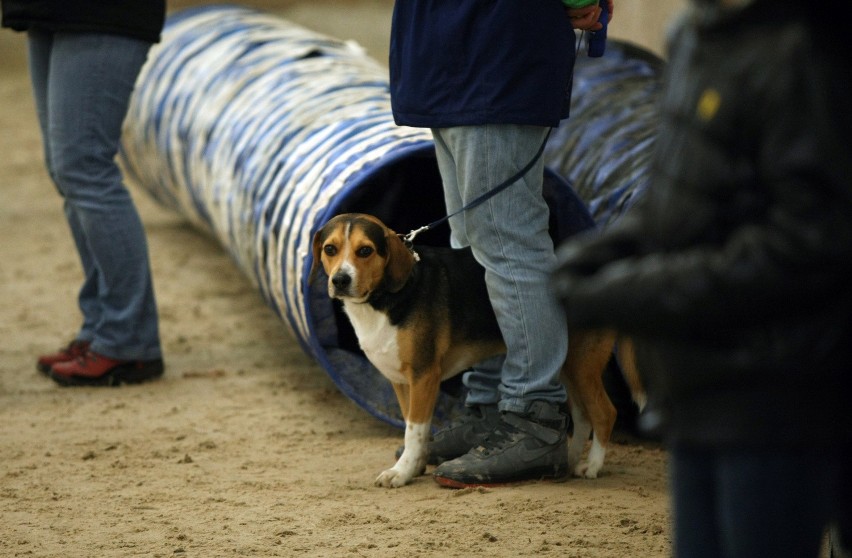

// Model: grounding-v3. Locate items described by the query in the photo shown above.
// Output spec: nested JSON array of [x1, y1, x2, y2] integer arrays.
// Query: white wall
[[608, 0, 688, 56]]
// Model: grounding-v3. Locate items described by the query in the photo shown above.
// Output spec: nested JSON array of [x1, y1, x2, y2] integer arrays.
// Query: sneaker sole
[[433, 466, 569, 489], [50, 361, 164, 387]]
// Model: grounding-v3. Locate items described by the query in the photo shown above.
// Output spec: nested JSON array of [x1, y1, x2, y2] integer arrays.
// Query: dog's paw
[[573, 460, 601, 479], [574, 459, 603, 479], [375, 467, 412, 488]]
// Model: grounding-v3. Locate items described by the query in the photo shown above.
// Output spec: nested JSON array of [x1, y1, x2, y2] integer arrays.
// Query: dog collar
[[399, 231, 421, 262]]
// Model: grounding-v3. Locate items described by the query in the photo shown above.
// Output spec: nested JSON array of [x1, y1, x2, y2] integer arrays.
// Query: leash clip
[[401, 225, 429, 262]]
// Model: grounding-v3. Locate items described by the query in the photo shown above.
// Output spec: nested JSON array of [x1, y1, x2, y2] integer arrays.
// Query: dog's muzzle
[[331, 271, 353, 297]]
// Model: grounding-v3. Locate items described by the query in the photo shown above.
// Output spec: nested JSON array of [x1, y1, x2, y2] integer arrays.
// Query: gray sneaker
[[432, 401, 569, 488], [395, 404, 501, 465]]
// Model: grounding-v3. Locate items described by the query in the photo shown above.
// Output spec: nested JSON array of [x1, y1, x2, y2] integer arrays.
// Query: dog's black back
[[368, 245, 502, 344]]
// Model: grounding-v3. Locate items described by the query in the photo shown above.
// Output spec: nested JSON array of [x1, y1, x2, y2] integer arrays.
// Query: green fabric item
[[561, 0, 597, 7]]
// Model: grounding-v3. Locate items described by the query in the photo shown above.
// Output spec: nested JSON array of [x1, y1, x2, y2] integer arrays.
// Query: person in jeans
[[552, 0, 851, 555], [388, 0, 612, 487], [1, 1, 165, 386]]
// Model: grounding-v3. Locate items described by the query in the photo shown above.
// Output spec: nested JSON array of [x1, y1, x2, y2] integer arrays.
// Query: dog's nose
[[332, 272, 352, 290]]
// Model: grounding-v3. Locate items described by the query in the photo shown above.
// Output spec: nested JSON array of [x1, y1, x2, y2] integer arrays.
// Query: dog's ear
[[384, 232, 415, 293], [308, 228, 325, 284]]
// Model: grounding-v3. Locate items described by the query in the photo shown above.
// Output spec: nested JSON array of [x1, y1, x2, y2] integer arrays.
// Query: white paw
[[374, 423, 429, 488], [573, 460, 600, 479], [375, 467, 412, 488]]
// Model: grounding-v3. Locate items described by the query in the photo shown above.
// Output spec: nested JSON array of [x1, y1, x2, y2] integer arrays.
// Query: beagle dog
[[310, 213, 644, 487]]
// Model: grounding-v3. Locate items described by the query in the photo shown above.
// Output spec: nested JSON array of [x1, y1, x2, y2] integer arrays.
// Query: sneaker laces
[[466, 401, 569, 455], [56, 340, 89, 358], [476, 410, 565, 454], [456, 405, 485, 424], [442, 404, 495, 433], [73, 351, 100, 366], [473, 420, 523, 456]]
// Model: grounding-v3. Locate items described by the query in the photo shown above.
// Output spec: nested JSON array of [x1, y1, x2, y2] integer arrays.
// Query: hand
[[567, 0, 613, 31]]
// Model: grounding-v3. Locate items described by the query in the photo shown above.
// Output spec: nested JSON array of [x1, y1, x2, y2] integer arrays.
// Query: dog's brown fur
[[310, 213, 644, 487]]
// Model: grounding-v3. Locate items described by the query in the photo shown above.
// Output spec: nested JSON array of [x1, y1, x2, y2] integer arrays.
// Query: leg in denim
[[431, 125, 567, 413], [27, 30, 161, 361]]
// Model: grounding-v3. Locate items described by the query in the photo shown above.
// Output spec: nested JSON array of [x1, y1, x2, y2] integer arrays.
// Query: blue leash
[[401, 127, 553, 253]]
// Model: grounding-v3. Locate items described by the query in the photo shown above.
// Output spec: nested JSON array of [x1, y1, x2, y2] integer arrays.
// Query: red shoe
[[37, 340, 91, 374], [49, 350, 164, 387]]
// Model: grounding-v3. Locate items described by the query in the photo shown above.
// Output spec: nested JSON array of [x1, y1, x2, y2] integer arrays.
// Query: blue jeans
[[28, 30, 161, 361], [670, 445, 841, 558], [431, 125, 567, 414]]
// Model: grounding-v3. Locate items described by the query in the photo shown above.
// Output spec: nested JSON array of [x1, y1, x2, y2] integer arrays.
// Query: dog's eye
[[356, 246, 374, 258], [323, 244, 338, 257]]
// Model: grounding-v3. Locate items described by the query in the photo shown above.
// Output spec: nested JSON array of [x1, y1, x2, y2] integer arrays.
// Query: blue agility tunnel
[[119, 5, 661, 430], [545, 39, 663, 226]]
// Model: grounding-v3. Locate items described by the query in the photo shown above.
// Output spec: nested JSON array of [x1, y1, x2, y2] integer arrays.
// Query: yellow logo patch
[[697, 88, 721, 122]]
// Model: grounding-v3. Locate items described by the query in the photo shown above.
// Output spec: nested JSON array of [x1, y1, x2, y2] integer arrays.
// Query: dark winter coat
[[1, 0, 165, 43], [552, 0, 852, 448], [389, 0, 577, 128]]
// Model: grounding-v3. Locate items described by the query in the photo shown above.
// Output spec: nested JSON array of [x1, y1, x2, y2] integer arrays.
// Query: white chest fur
[[342, 301, 405, 384]]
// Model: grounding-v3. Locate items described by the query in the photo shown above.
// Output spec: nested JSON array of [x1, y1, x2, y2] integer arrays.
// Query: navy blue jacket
[[1, 0, 165, 43], [389, 0, 577, 128]]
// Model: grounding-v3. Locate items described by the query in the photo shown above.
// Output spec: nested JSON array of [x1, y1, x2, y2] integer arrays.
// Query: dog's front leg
[[375, 371, 440, 488]]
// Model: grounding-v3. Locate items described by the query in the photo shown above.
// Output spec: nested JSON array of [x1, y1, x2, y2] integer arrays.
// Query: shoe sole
[[50, 362, 164, 387], [433, 466, 569, 489]]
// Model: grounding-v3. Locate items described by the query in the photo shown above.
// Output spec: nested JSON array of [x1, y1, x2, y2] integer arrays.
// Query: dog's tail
[[614, 336, 646, 411]]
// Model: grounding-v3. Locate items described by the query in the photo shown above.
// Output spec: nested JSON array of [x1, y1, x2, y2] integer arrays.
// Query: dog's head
[[309, 213, 416, 302]]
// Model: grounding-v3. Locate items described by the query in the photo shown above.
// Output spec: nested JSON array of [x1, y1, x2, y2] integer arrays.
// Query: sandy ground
[[1, 2, 680, 556]]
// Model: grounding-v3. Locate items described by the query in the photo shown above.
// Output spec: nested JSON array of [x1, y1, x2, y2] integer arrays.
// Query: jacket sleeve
[[553, 45, 852, 338]]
